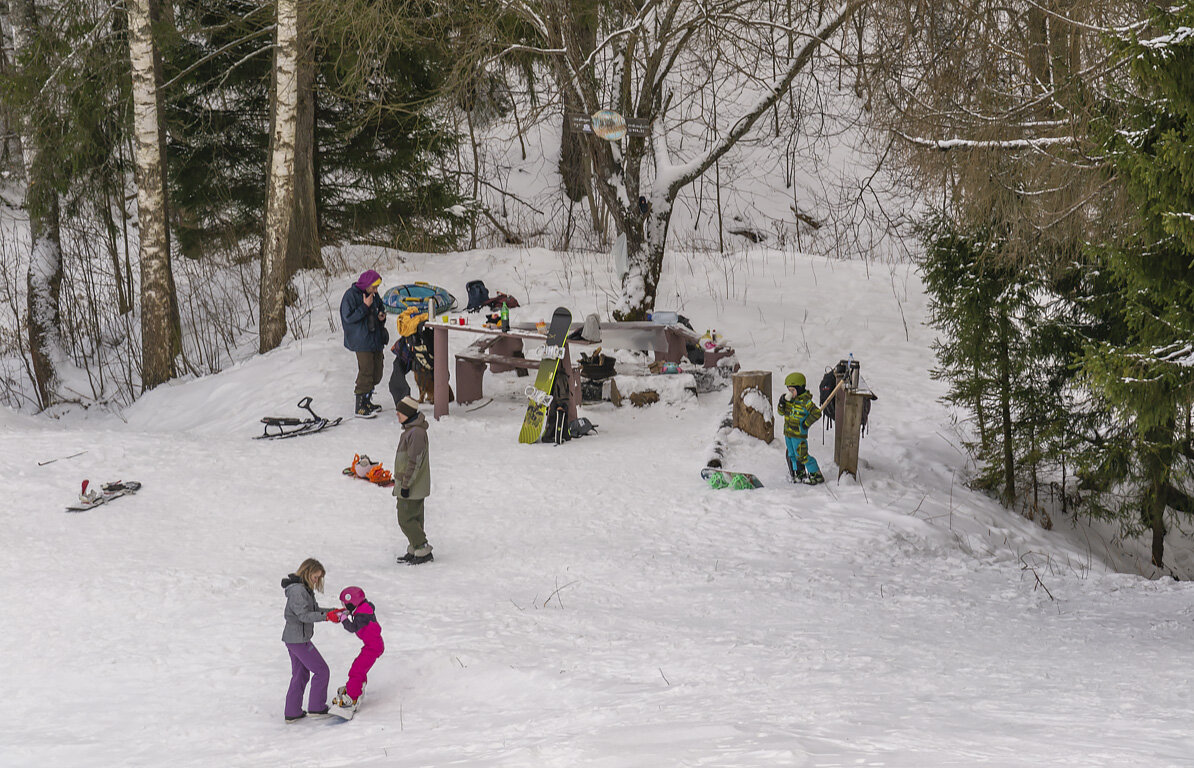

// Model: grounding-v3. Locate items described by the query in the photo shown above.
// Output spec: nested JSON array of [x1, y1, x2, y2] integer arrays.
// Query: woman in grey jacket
[[281, 558, 342, 722]]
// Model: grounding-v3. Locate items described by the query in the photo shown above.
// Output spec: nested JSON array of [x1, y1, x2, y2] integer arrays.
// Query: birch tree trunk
[[260, 0, 300, 353], [128, 0, 178, 389], [10, 0, 64, 409]]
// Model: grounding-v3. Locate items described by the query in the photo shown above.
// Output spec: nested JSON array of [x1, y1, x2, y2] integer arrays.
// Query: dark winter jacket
[[281, 574, 332, 644], [340, 286, 389, 352], [777, 390, 821, 438], [342, 599, 385, 654], [393, 412, 431, 499]]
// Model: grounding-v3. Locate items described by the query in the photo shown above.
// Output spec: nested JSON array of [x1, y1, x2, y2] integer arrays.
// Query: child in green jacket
[[777, 372, 825, 484]]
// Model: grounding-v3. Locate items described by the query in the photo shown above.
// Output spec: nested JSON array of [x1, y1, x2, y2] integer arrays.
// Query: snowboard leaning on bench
[[518, 307, 572, 444]]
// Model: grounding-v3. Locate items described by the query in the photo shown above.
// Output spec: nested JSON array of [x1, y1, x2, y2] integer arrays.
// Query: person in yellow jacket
[[776, 372, 825, 484]]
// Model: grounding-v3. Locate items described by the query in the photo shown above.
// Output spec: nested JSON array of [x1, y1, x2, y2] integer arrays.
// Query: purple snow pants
[[285, 641, 329, 718]]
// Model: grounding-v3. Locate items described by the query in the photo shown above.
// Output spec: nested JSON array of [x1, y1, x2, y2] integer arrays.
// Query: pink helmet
[[339, 585, 366, 609]]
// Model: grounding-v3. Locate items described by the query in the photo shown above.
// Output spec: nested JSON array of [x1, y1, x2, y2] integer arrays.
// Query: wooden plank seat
[[455, 335, 544, 404], [456, 351, 539, 369]]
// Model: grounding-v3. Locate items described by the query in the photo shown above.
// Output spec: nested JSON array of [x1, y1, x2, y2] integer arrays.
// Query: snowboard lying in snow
[[700, 467, 763, 490], [66, 480, 142, 512]]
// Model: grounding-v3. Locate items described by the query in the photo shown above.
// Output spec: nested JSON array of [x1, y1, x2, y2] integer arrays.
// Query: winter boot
[[363, 391, 384, 414], [807, 471, 825, 485], [355, 393, 375, 418], [407, 543, 434, 565]]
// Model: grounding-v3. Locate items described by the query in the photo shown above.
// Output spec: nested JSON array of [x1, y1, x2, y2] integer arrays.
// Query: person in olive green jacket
[[393, 396, 433, 564]]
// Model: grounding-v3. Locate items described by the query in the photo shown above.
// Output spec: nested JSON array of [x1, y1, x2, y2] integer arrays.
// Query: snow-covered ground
[[3, 246, 1192, 767]]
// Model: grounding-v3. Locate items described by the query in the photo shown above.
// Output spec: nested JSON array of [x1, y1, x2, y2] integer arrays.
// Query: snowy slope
[[2, 247, 1192, 768]]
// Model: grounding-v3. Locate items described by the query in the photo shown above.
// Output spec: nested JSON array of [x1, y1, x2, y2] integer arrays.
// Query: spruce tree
[[163, 0, 463, 256], [921, 216, 1100, 517], [1080, 7, 1194, 568]]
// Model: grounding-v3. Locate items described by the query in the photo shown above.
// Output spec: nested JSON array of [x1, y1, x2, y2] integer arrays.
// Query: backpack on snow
[[819, 363, 874, 434], [465, 280, 490, 312]]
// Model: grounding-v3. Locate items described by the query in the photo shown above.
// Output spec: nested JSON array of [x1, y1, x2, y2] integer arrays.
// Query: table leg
[[434, 326, 449, 420], [660, 328, 684, 364], [564, 347, 580, 424]]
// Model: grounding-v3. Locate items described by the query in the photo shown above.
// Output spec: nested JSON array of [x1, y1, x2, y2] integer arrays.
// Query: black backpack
[[819, 365, 873, 434], [818, 370, 839, 421], [465, 280, 489, 312]]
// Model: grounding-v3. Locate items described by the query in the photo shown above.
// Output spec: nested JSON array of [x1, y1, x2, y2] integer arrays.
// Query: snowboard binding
[[342, 454, 395, 487]]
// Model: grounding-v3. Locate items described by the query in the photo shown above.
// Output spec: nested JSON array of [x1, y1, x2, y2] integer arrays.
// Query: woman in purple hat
[[340, 269, 389, 416]]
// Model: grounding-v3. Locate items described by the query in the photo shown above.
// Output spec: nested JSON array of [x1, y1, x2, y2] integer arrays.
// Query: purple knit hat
[[355, 269, 382, 291]]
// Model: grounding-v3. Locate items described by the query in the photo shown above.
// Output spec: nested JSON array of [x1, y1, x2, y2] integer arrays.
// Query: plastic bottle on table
[[500, 301, 510, 332]]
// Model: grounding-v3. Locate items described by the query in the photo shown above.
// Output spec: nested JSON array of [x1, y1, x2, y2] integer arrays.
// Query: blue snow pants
[[784, 435, 820, 476]]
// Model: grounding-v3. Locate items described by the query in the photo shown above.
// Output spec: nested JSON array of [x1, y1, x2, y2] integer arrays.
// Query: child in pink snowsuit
[[334, 586, 384, 705]]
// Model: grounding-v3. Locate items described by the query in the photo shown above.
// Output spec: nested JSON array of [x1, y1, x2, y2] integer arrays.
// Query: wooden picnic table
[[425, 320, 734, 421], [426, 322, 582, 422]]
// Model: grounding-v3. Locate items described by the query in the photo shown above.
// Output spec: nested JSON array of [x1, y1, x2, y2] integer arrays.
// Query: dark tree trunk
[[997, 309, 1015, 503], [1143, 424, 1175, 568], [558, 0, 598, 203], [286, 10, 321, 278], [12, 0, 65, 409]]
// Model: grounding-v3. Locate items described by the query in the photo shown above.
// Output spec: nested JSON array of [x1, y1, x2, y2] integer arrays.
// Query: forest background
[[0, 0, 1192, 569]]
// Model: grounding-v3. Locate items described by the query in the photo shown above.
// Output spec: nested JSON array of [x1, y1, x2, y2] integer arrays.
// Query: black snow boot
[[355, 393, 375, 417], [363, 391, 384, 414]]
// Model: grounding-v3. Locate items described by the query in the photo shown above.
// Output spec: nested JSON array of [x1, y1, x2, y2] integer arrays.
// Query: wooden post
[[834, 390, 865, 478], [433, 325, 448, 420], [564, 345, 580, 424], [732, 370, 773, 444]]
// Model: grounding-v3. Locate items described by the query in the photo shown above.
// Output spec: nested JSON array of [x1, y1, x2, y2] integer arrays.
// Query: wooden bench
[[453, 334, 581, 417], [456, 338, 537, 404]]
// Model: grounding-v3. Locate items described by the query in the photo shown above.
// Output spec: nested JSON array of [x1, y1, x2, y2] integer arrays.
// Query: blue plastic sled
[[382, 282, 458, 315]]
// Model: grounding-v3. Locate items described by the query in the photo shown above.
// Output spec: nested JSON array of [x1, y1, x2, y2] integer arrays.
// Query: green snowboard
[[700, 467, 764, 490], [519, 307, 572, 444]]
